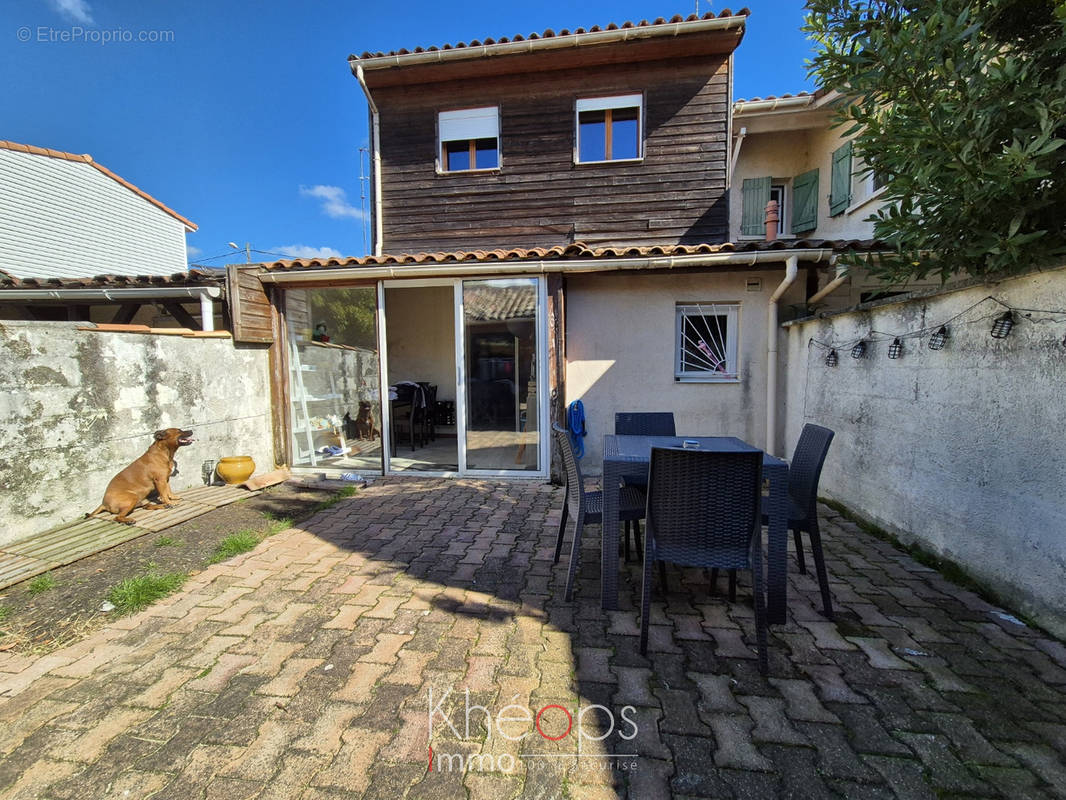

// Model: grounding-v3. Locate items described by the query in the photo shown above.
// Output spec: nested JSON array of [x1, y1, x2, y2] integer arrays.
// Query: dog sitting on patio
[[87, 427, 195, 524], [353, 401, 380, 440]]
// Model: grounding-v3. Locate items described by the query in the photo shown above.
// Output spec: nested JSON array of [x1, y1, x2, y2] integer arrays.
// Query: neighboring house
[[0, 140, 219, 329], [234, 11, 887, 478], [730, 91, 941, 307]]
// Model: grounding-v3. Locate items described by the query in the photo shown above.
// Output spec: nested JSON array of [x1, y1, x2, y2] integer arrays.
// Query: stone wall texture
[[781, 264, 1066, 636], [0, 322, 274, 545]]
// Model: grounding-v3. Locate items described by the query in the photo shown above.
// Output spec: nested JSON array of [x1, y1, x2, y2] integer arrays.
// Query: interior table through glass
[[600, 435, 790, 624]]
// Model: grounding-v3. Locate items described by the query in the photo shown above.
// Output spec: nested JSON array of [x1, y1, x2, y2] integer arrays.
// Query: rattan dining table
[[600, 435, 790, 624]]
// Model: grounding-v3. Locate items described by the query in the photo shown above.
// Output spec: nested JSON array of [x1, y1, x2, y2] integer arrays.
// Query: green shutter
[[741, 176, 771, 236], [830, 141, 853, 216], [791, 168, 819, 234]]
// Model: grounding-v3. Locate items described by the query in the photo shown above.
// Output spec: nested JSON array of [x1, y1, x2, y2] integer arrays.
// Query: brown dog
[[88, 428, 194, 524], [354, 401, 379, 440]]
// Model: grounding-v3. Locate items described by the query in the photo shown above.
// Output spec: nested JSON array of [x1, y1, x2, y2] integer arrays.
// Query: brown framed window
[[439, 107, 499, 172], [576, 94, 643, 163]]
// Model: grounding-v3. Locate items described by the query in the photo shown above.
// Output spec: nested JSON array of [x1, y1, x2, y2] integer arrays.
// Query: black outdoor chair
[[763, 423, 836, 618], [552, 423, 646, 602], [417, 382, 437, 445], [614, 412, 676, 559], [390, 383, 424, 452], [641, 447, 768, 674]]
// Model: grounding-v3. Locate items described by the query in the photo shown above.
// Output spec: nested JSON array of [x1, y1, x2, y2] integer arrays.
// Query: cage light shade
[[928, 326, 948, 350], [826, 349, 838, 367], [851, 341, 867, 359], [887, 338, 903, 359], [991, 311, 1014, 339]]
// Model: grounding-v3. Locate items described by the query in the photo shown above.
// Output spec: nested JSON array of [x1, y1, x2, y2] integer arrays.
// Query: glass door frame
[[377, 276, 549, 479]]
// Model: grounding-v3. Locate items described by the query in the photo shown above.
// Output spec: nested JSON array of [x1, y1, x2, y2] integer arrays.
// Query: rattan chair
[[764, 423, 835, 618], [614, 412, 676, 559], [614, 412, 677, 438], [641, 447, 768, 674], [552, 423, 646, 602]]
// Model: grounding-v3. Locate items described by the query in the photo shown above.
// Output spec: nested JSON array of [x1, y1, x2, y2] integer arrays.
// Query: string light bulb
[[928, 326, 948, 350], [825, 349, 838, 367], [851, 341, 867, 359], [887, 338, 903, 359], [991, 311, 1014, 339]]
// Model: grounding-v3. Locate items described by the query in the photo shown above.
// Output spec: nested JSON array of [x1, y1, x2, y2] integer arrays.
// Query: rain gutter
[[349, 15, 747, 73], [354, 64, 384, 257], [258, 249, 835, 284], [765, 254, 799, 457]]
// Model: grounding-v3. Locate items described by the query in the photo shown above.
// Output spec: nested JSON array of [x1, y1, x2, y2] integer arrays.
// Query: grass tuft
[[0, 605, 11, 622], [265, 518, 292, 536], [208, 530, 262, 564], [107, 570, 187, 615], [312, 486, 359, 514], [155, 536, 183, 547], [27, 573, 57, 596]]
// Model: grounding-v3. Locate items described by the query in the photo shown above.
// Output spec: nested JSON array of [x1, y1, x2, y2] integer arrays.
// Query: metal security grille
[[676, 303, 738, 380]]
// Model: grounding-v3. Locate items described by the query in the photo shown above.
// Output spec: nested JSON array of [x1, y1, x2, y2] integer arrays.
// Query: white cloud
[[299, 184, 364, 221], [50, 0, 94, 23], [187, 245, 203, 258], [273, 244, 344, 260]]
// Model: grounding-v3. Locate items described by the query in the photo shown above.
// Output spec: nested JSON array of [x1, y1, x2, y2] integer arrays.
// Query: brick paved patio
[[2, 477, 1066, 799]]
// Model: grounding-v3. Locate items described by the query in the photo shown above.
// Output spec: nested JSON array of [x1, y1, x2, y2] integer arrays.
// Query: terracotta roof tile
[[350, 9, 750, 61], [0, 140, 197, 231], [260, 240, 884, 272], [0, 268, 225, 290]]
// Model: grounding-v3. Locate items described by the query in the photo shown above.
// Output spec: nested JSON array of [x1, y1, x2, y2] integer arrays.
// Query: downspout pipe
[[355, 64, 384, 257], [766, 254, 798, 456], [807, 257, 846, 305]]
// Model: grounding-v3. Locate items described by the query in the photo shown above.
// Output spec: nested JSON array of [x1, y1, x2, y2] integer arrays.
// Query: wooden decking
[[0, 484, 258, 591]]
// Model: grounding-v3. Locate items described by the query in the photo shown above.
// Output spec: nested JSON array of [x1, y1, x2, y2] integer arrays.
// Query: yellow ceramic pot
[[216, 456, 255, 485]]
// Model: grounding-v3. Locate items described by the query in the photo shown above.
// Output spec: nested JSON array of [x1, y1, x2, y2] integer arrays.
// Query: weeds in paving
[[27, 573, 57, 596], [107, 569, 187, 615], [311, 486, 359, 514], [265, 518, 292, 536], [208, 530, 262, 564], [155, 536, 183, 547]]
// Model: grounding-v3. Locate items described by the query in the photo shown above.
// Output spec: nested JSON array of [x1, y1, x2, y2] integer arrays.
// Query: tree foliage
[[309, 287, 377, 349], [805, 0, 1066, 282]]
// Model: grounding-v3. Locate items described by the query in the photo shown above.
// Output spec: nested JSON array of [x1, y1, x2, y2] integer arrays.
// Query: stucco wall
[[564, 269, 807, 472], [781, 265, 1066, 636], [0, 322, 274, 545]]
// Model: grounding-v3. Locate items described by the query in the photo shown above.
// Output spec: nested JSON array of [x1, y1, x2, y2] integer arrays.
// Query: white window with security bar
[[575, 94, 643, 163], [675, 303, 740, 382], [438, 107, 500, 172]]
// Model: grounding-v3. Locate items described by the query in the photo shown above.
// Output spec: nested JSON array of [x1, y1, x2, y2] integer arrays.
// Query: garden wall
[[781, 264, 1066, 636], [0, 321, 275, 545]]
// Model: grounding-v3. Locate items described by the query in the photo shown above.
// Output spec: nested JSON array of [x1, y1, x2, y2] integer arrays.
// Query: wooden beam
[[161, 301, 199, 330], [110, 303, 141, 325], [546, 273, 565, 484], [267, 287, 292, 467]]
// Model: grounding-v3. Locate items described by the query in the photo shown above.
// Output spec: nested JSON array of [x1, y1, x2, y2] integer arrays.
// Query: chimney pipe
[[764, 199, 779, 242]]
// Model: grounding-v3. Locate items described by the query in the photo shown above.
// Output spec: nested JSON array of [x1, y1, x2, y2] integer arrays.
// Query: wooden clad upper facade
[[353, 14, 746, 253]]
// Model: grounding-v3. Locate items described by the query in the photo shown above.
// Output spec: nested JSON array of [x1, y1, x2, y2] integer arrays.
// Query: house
[[233, 11, 886, 478], [729, 90, 945, 308], [0, 140, 220, 329]]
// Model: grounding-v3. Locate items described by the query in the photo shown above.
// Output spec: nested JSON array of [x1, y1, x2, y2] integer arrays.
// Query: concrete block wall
[[781, 265, 1066, 636], [0, 322, 275, 545]]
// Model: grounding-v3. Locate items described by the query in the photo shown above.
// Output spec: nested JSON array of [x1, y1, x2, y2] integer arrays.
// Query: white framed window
[[438, 107, 500, 172], [849, 153, 887, 210], [675, 303, 739, 382], [575, 94, 643, 164], [770, 183, 788, 237]]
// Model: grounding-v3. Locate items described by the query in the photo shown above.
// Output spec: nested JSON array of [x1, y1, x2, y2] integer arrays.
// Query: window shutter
[[830, 141, 853, 216], [791, 169, 819, 234], [741, 176, 771, 236]]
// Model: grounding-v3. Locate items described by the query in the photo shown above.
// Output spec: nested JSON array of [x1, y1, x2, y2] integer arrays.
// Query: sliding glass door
[[459, 278, 542, 473]]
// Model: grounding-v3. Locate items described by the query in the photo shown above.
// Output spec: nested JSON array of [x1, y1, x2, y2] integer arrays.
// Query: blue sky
[[3, 0, 817, 264]]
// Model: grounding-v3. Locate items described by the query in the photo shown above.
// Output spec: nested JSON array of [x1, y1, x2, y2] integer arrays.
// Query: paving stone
[[1004, 743, 1066, 796], [707, 714, 773, 772], [831, 705, 913, 756], [895, 731, 992, 794], [795, 721, 880, 782], [799, 664, 868, 704], [862, 754, 937, 800], [740, 695, 809, 745], [662, 733, 733, 797]]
